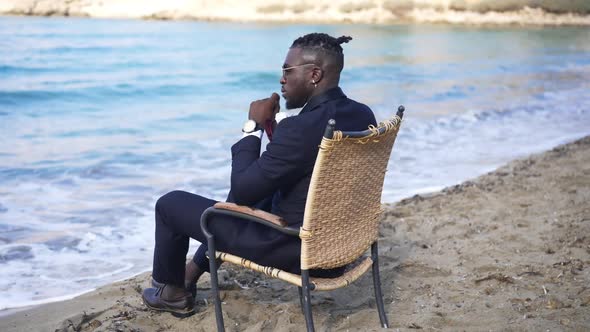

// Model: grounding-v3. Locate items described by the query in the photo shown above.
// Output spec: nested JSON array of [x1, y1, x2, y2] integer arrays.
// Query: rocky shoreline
[[1, 0, 590, 26]]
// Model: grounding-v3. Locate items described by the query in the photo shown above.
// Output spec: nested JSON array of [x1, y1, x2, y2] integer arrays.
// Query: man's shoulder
[[339, 97, 377, 125], [343, 96, 372, 112]]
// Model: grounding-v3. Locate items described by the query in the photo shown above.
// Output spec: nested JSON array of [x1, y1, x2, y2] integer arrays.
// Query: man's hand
[[248, 93, 280, 125]]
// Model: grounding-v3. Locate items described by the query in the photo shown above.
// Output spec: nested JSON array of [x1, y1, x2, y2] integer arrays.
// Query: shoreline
[[3, 12, 590, 27], [1, 1, 590, 26], [1, 135, 588, 331]]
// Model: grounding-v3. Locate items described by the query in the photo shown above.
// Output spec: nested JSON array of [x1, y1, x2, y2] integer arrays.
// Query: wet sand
[[1, 136, 589, 331]]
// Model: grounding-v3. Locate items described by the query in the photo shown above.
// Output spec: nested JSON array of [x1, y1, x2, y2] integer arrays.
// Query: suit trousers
[[152, 190, 216, 287], [152, 190, 345, 287], [152, 190, 304, 287]]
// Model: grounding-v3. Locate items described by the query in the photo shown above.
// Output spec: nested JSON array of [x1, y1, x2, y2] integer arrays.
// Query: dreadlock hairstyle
[[290, 33, 352, 72], [290, 33, 352, 55]]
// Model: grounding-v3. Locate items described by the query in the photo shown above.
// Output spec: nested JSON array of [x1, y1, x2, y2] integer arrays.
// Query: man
[[142, 33, 377, 317]]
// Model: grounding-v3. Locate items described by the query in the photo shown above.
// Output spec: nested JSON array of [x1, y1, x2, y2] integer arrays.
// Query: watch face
[[243, 120, 257, 133]]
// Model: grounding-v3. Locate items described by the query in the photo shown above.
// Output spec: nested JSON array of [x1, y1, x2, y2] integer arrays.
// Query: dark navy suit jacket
[[220, 87, 376, 274]]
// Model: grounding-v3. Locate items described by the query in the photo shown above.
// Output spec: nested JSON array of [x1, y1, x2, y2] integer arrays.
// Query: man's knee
[[155, 190, 185, 216]]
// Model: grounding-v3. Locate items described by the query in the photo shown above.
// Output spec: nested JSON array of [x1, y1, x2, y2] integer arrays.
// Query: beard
[[285, 100, 297, 110], [285, 95, 306, 110]]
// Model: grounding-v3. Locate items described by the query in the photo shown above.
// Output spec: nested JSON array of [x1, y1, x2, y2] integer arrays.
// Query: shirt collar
[[299, 87, 346, 115]]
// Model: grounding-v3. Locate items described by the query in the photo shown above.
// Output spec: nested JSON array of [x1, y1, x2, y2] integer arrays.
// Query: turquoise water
[[0, 16, 589, 310]]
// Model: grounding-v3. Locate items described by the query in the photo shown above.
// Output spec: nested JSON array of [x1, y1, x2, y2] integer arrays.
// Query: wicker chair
[[201, 106, 405, 332]]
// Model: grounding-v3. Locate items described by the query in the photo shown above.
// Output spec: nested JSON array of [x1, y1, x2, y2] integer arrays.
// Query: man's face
[[280, 47, 314, 110]]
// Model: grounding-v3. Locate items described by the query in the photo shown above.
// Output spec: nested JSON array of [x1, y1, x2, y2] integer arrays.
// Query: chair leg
[[301, 270, 315, 332], [371, 242, 389, 328], [207, 239, 225, 332], [298, 287, 305, 314], [201, 208, 226, 331]]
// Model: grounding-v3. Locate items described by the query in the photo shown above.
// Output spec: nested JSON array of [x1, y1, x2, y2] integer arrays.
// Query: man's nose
[[279, 75, 286, 85]]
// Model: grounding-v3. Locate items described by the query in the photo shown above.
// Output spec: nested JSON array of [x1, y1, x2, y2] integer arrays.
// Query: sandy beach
[[0, 135, 588, 331]]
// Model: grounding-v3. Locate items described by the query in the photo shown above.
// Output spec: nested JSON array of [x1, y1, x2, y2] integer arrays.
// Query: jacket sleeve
[[230, 120, 305, 206]]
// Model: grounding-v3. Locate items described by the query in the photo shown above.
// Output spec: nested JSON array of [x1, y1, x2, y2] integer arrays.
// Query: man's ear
[[311, 67, 323, 84]]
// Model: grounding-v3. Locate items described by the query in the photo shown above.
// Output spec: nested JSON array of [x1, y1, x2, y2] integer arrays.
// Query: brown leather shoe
[[142, 284, 195, 318]]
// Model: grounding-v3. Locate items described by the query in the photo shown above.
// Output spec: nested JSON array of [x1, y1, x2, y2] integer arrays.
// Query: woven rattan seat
[[201, 106, 405, 331]]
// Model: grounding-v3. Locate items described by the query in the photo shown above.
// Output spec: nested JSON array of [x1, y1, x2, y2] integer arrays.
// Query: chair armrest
[[213, 202, 287, 227], [200, 202, 300, 237]]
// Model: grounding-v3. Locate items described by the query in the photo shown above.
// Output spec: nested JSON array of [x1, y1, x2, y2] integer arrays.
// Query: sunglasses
[[281, 63, 316, 77]]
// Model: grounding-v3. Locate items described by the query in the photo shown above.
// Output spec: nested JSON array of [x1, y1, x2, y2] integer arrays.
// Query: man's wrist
[[242, 119, 261, 133], [241, 119, 262, 140], [242, 129, 263, 139]]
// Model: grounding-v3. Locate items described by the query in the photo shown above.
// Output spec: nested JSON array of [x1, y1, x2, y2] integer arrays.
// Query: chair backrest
[[300, 108, 404, 270]]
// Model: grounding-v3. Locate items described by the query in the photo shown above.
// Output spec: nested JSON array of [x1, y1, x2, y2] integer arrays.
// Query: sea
[[0, 15, 588, 311]]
